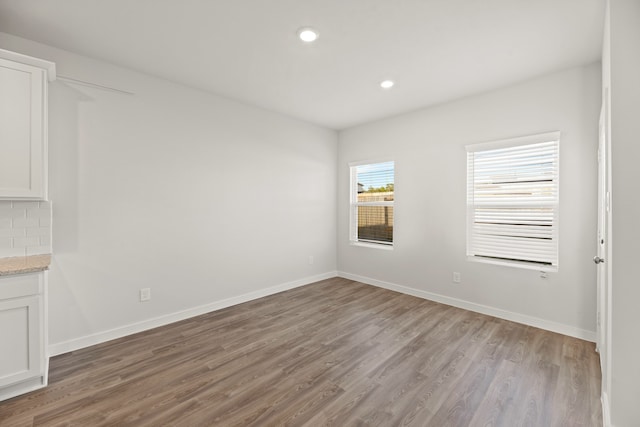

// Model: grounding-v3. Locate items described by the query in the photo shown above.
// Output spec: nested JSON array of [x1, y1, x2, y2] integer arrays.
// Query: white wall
[[0, 33, 338, 353], [338, 64, 601, 339], [608, 0, 640, 425]]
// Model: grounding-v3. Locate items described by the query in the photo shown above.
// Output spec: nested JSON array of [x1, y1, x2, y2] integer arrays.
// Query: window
[[466, 132, 559, 270], [350, 161, 394, 247]]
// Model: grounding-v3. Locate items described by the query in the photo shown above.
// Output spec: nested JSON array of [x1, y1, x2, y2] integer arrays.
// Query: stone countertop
[[0, 254, 51, 276]]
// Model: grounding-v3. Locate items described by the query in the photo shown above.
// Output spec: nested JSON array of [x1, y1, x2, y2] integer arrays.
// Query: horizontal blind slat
[[467, 135, 559, 266]]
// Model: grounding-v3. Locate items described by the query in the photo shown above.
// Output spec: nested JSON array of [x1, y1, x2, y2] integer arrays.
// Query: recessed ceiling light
[[298, 27, 319, 43], [380, 80, 395, 89]]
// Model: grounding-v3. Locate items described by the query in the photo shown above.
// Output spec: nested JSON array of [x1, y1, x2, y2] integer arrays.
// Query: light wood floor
[[0, 277, 602, 426]]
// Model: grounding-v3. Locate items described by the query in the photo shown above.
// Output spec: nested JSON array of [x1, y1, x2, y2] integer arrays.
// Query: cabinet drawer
[[0, 273, 41, 299]]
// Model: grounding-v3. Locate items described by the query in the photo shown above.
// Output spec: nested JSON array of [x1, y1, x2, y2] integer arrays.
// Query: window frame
[[466, 132, 560, 271], [349, 159, 395, 249]]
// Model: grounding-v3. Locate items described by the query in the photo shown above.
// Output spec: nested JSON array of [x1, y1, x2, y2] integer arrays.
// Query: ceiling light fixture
[[297, 27, 319, 43], [380, 80, 395, 89]]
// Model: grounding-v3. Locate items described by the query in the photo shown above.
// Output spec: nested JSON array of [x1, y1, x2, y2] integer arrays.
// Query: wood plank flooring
[[0, 277, 602, 426]]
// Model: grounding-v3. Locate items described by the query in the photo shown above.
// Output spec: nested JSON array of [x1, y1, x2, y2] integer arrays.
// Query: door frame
[[597, 92, 613, 412]]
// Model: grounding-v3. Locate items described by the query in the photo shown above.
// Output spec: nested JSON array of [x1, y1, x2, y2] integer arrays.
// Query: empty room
[[0, 0, 638, 426]]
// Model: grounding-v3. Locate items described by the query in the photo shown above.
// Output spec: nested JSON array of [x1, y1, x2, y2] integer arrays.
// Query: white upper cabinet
[[0, 49, 55, 200]]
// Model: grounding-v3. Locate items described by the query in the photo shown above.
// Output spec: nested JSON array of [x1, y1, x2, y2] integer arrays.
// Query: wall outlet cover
[[140, 288, 151, 302]]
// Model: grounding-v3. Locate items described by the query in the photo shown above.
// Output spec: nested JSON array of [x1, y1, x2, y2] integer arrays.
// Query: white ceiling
[[0, 0, 604, 130]]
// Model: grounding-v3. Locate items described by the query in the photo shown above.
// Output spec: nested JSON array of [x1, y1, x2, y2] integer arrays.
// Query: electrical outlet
[[453, 272, 461, 283], [140, 287, 151, 302], [308, 255, 314, 265]]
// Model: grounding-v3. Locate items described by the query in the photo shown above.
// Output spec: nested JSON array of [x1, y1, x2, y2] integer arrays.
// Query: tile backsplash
[[0, 201, 52, 257]]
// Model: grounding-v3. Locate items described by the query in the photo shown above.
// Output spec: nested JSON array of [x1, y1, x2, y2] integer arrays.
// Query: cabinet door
[[0, 295, 42, 387], [0, 58, 46, 199]]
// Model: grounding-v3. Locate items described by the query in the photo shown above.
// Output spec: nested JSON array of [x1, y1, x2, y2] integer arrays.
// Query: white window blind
[[466, 132, 559, 269], [350, 161, 394, 246]]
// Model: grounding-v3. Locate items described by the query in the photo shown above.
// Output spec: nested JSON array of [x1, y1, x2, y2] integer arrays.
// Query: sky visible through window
[[357, 161, 394, 191]]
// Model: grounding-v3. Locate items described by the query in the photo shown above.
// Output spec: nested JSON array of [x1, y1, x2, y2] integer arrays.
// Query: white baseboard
[[601, 391, 611, 427], [48, 271, 338, 356], [49, 269, 597, 356], [338, 271, 597, 342]]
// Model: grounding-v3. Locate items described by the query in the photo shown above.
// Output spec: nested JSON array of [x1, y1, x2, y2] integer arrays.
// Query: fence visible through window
[[350, 161, 395, 246], [357, 194, 393, 243]]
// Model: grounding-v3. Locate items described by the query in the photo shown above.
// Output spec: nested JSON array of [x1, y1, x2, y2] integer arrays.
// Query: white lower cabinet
[[0, 272, 47, 401]]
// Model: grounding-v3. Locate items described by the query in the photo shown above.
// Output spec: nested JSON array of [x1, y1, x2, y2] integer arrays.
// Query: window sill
[[350, 241, 394, 251], [467, 256, 558, 273]]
